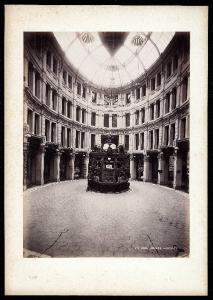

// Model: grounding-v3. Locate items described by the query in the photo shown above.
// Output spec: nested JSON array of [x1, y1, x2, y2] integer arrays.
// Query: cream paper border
[[5, 5, 208, 295]]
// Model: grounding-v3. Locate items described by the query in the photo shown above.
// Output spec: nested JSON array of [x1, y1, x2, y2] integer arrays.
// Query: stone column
[[118, 113, 122, 128], [139, 109, 142, 125], [42, 79, 46, 106], [84, 109, 87, 124], [73, 102, 76, 121], [72, 128, 76, 149], [175, 119, 179, 140], [160, 97, 164, 117], [153, 102, 156, 120], [129, 133, 133, 152], [144, 130, 148, 151], [54, 150, 61, 182], [145, 105, 149, 122], [187, 75, 190, 99], [139, 132, 142, 150], [173, 148, 182, 189], [32, 111, 35, 134], [71, 154, 75, 180], [143, 155, 150, 182], [84, 152, 90, 179], [130, 154, 136, 180], [152, 130, 155, 150], [119, 134, 124, 146], [32, 69, 36, 96], [99, 111, 102, 128], [49, 88, 53, 109], [130, 112, 134, 127], [169, 91, 173, 112], [109, 114, 112, 129], [41, 115, 46, 138], [36, 144, 45, 185], [65, 127, 67, 147], [122, 113, 125, 128], [85, 131, 89, 150], [55, 93, 59, 113], [158, 126, 162, 148], [57, 123, 61, 146], [88, 111, 92, 126], [23, 142, 29, 190], [79, 108, 82, 123], [157, 152, 165, 185], [23, 102, 28, 125], [67, 153, 75, 180]]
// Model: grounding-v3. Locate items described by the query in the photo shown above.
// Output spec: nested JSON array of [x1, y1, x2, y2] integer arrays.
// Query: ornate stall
[[87, 137, 130, 193]]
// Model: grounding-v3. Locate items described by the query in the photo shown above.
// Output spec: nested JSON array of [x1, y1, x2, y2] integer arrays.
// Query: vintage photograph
[[23, 31, 190, 258]]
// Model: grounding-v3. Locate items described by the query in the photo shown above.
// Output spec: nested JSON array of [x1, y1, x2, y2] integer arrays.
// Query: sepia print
[[23, 31, 190, 258]]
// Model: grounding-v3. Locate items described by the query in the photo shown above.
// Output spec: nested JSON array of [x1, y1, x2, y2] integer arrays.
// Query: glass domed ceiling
[[54, 32, 175, 88]]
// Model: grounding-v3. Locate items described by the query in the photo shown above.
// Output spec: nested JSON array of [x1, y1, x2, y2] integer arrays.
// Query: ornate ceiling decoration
[[131, 33, 144, 46], [80, 32, 95, 44]]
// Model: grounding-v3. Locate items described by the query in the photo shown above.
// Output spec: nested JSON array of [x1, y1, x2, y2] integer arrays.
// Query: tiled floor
[[23, 180, 189, 257]]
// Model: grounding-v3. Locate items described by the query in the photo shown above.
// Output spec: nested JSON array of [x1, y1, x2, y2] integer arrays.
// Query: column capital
[[144, 155, 150, 162], [85, 152, 90, 158], [174, 147, 179, 156], [157, 151, 164, 160], [55, 149, 62, 156], [40, 144, 46, 154], [69, 152, 75, 158], [130, 153, 135, 160]]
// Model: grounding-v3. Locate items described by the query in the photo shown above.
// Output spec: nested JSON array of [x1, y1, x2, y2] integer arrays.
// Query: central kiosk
[[87, 136, 130, 193]]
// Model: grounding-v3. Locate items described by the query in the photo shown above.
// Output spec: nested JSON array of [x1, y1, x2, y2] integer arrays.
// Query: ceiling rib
[[74, 43, 103, 82], [148, 37, 161, 56], [123, 44, 146, 73], [115, 56, 134, 84], [90, 55, 113, 86]]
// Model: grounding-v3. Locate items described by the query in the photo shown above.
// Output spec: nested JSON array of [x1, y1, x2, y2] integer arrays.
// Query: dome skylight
[[54, 32, 175, 88]]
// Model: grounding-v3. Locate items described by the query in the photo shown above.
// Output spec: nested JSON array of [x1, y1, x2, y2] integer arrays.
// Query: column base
[[143, 178, 150, 183], [173, 184, 182, 190]]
